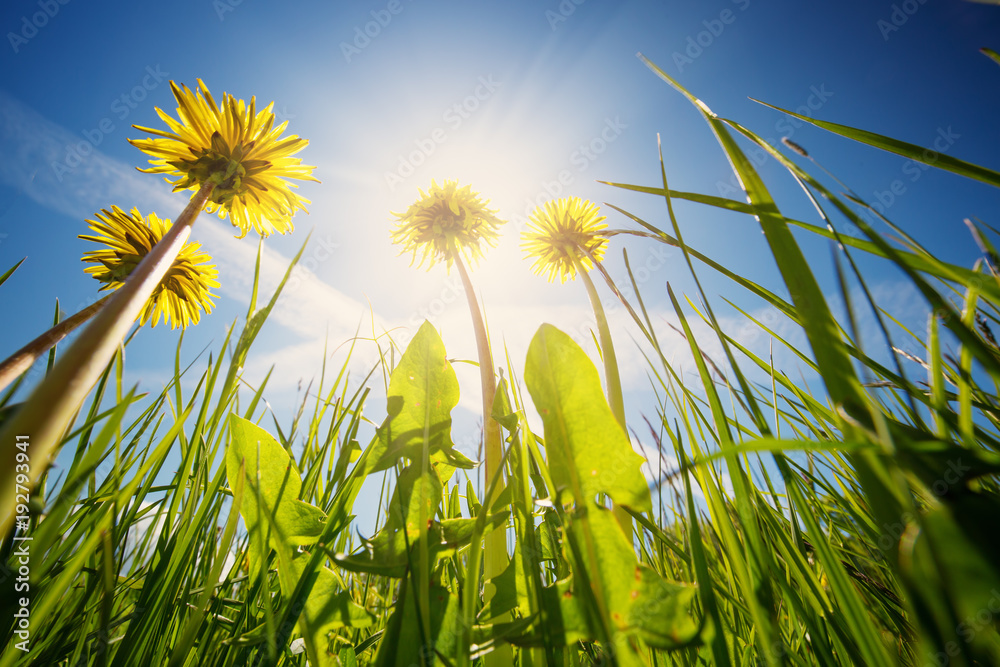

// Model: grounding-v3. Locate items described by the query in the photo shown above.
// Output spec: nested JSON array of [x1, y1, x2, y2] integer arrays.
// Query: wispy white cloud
[[0, 89, 177, 222], [0, 88, 387, 397]]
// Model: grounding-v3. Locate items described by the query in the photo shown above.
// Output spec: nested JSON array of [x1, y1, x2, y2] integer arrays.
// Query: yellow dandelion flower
[[80, 206, 220, 329], [521, 197, 608, 283], [390, 180, 505, 270], [129, 79, 318, 238]]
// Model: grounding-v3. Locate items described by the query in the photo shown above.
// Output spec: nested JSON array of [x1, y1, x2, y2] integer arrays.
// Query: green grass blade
[[0, 258, 25, 288], [752, 99, 1000, 189]]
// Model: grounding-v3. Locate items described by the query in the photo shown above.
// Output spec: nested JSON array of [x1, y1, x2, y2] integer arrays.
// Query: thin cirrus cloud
[[0, 88, 384, 385]]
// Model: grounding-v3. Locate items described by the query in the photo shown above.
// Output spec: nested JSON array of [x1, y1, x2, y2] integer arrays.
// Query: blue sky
[[2, 0, 999, 519]]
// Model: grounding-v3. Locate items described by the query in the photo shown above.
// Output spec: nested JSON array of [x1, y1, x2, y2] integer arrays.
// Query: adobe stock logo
[[510, 116, 627, 233], [213, 0, 246, 21], [877, 0, 928, 41], [864, 126, 960, 219], [50, 66, 171, 182], [545, 0, 586, 30], [383, 75, 501, 191], [7, 0, 72, 54], [671, 0, 751, 73], [714, 83, 833, 197], [340, 0, 415, 63]]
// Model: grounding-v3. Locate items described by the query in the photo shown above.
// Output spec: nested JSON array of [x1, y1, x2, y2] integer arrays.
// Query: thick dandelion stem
[[452, 253, 510, 646], [454, 254, 506, 554], [0, 182, 214, 538], [574, 256, 633, 536], [0, 294, 112, 394]]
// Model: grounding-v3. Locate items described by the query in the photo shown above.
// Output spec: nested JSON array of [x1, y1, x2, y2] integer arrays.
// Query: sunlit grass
[[3, 52, 1000, 667]]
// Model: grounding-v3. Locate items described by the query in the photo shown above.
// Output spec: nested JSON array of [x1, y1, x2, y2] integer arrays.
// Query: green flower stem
[[0, 182, 214, 538], [0, 294, 112, 394], [452, 251, 511, 661], [453, 251, 506, 537], [573, 255, 633, 536]]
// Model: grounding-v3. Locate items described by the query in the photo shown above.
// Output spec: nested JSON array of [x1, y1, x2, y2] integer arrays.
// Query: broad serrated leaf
[[574, 504, 696, 643], [374, 582, 462, 666], [492, 377, 520, 431], [629, 566, 701, 650], [286, 552, 375, 636], [226, 414, 326, 574], [335, 462, 441, 575], [336, 507, 509, 577], [336, 460, 508, 576], [365, 320, 472, 473], [227, 414, 372, 667], [479, 542, 532, 623], [524, 323, 651, 511]]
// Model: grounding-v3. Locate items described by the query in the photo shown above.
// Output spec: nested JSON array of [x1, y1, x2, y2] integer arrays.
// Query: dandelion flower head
[[80, 206, 220, 329], [521, 197, 608, 283], [390, 180, 505, 270], [129, 79, 318, 238]]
